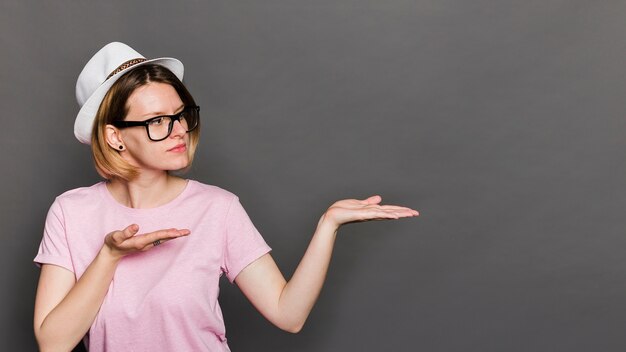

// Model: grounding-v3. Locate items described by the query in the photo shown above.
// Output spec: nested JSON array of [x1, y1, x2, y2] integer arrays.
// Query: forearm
[[277, 217, 338, 332], [36, 246, 121, 351]]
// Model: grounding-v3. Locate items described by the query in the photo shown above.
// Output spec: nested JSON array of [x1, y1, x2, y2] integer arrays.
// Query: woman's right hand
[[35, 224, 189, 351], [102, 224, 190, 260]]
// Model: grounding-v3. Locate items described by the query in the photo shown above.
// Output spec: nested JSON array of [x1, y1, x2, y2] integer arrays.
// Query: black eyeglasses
[[112, 106, 200, 141]]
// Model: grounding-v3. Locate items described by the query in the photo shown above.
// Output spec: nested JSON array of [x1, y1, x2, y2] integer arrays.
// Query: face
[[111, 82, 191, 173]]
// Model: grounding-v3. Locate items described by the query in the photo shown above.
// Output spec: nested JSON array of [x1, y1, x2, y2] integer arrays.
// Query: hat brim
[[74, 57, 184, 144]]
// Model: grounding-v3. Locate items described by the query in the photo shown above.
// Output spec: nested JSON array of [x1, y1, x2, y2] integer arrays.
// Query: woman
[[33, 42, 418, 352]]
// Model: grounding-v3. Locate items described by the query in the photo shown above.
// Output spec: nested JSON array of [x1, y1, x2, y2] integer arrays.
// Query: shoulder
[[54, 182, 105, 206], [45, 182, 106, 219], [56, 182, 104, 197]]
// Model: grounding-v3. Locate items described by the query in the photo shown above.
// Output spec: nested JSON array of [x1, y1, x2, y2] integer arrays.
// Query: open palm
[[321, 195, 419, 228]]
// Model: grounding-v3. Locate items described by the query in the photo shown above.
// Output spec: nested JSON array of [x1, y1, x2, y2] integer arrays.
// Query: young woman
[[33, 42, 418, 352]]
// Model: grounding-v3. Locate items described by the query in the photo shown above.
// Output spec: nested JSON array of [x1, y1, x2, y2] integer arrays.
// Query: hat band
[[106, 58, 147, 80]]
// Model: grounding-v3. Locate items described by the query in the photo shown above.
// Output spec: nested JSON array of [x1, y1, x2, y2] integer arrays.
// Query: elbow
[[270, 314, 305, 333], [279, 321, 305, 334], [34, 335, 56, 352], [34, 328, 76, 352], [34, 327, 46, 351], [34, 324, 51, 352], [36, 340, 74, 352], [35, 336, 52, 352], [37, 345, 54, 352], [269, 308, 309, 333], [286, 325, 304, 334]]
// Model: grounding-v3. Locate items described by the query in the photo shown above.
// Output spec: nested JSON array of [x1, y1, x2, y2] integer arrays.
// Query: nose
[[170, 119, 186, 138]]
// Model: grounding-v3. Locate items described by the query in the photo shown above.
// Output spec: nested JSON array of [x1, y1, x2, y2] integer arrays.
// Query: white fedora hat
[[74, 42, 184, 144]]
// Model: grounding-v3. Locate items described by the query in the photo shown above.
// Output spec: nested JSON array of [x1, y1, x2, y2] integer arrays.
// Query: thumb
[[122, 224, 139, 239], [363, 195, 382, 205]]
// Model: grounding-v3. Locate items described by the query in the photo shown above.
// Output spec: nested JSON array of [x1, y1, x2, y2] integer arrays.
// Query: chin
[[167, 159, 191, 171]]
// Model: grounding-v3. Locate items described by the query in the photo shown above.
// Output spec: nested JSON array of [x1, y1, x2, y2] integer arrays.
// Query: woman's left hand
[[319, 195, 419, 230], [236, 195, 418, 333]]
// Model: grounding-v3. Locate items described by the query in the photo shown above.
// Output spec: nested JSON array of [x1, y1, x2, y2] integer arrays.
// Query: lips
[[168, 143, 187, 152]]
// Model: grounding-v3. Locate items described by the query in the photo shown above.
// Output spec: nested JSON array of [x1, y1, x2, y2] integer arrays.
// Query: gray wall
[[2, 1, 626, 351]]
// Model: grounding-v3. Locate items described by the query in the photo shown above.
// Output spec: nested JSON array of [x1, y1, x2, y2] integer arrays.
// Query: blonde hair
[[90, 64, 200, 181]]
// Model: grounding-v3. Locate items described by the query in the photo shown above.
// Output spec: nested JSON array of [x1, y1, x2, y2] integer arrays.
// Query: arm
[[34, 225, 190, 352], [235, 195, 418, 333]]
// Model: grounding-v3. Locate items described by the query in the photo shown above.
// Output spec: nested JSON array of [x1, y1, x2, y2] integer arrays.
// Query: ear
[[105, 124, 125, 151]]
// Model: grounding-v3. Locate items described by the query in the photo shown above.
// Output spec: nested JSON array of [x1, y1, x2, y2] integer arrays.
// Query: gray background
[[2, 1, 626, 351]]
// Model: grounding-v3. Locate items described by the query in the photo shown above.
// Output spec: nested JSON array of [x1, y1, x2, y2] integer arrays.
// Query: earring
[[118, 145, 124, 150]]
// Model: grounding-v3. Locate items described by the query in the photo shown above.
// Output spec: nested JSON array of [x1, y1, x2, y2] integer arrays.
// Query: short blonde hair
[[90, 64, 200, 181]]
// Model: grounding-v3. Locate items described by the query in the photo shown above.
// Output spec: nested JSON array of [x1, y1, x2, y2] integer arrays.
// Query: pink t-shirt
[[34, 180, 271, 351]]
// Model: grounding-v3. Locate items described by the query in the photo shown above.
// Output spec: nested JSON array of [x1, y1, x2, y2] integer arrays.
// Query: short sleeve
[[221, 197, 271, 283], [33, 198, 74, 273]]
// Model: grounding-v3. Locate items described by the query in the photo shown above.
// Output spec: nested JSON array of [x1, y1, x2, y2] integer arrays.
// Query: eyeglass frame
[[111, 106, 200, 142]]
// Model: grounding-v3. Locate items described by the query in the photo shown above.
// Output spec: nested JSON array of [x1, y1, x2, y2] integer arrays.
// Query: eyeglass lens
[[147, 108, 198, 141]]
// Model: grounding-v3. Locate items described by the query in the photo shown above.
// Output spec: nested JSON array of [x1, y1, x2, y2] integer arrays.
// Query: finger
[[384, 207, 419, 216], [136, 228, 190, 249], [149, 237, 175, 247], [391, 210, 419, 218], [378, 205, 419, 216], [366, 208, 419, 220], [363, 208, 400, 220], [144, 233, 189, 250]]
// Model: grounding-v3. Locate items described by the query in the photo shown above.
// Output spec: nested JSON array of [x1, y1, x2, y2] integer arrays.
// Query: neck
[[106, 171, 187, 209]]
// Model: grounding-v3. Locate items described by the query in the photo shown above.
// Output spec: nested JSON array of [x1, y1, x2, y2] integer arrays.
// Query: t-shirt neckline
[[98, 179, 194, 215]]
